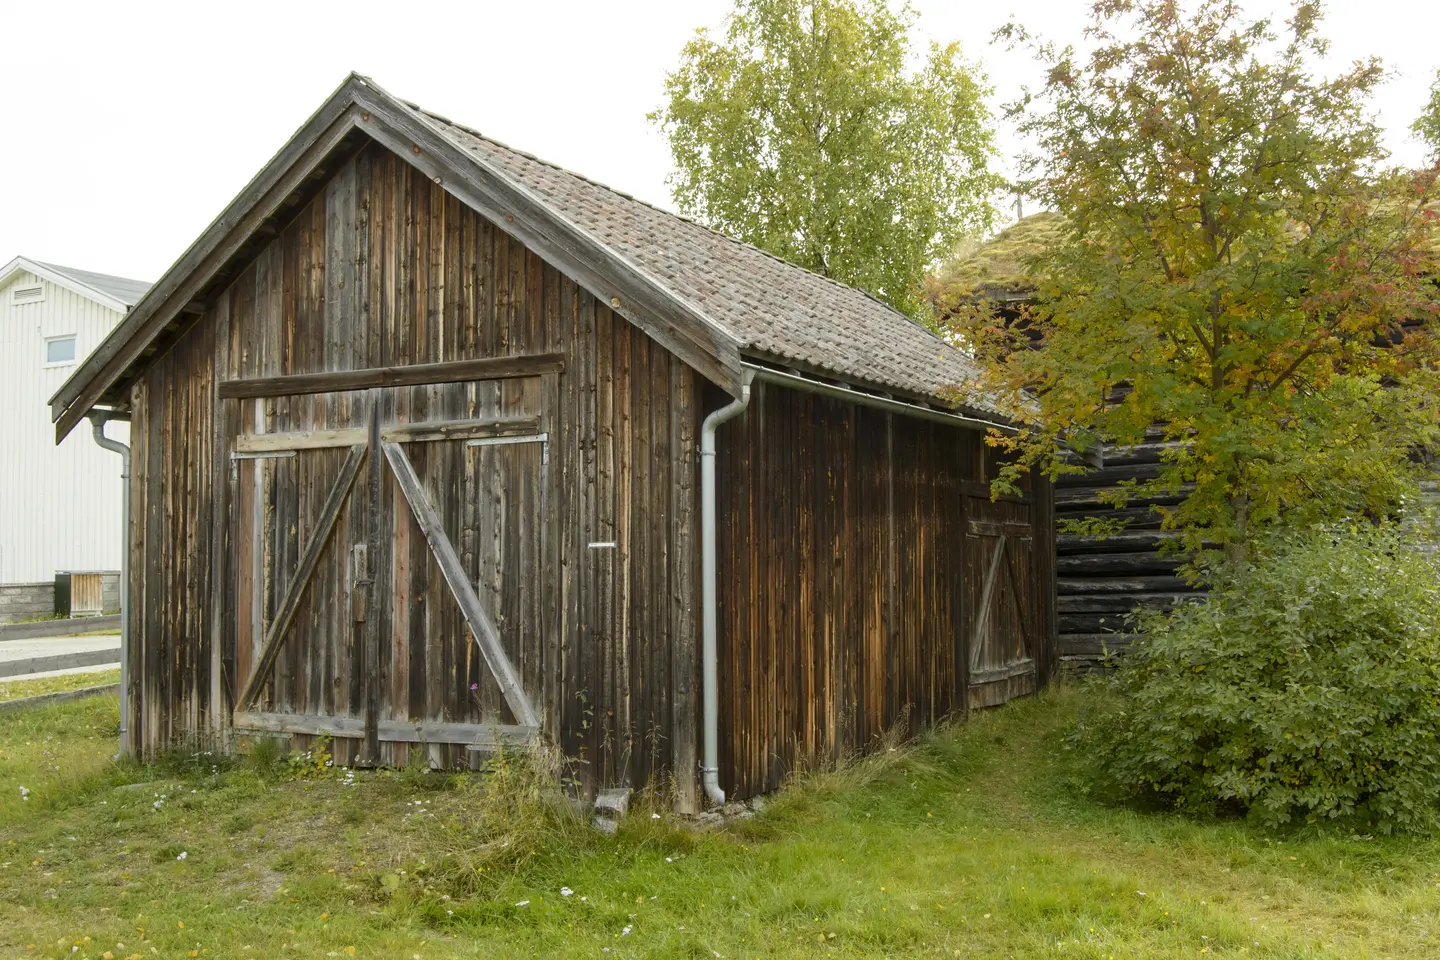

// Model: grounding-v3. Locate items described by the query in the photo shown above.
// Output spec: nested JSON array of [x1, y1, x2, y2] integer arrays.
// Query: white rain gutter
[[740, 362, 1019, 435], [89, 413, 131, 757], [699, 371, 752, 807]]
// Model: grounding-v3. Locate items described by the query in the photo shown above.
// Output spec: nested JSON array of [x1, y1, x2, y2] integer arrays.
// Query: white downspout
[[89, 414, 131, 758], [699, 372, 752, 808]]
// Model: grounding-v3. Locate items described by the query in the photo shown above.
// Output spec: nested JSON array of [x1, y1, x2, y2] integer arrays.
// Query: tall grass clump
[[1073, 521, 1440, 833], [423, 743, 593, 895]]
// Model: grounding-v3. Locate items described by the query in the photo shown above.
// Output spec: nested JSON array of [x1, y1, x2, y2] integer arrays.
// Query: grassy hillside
[[2, 688, 1438, 958]]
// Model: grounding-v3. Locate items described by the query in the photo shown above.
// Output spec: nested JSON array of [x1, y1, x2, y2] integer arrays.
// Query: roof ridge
[[37, 260, 150, 287], [414, 107, 954, 349]]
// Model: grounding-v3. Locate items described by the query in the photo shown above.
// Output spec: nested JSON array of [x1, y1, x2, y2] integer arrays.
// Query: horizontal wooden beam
[[385, 415, 540, 444], [233, 415, 542, 453], [217, 354, 564, 401], [232, 710, 537, 746], [968, 520, 1033, 538], [969, 659, 1036, 685]]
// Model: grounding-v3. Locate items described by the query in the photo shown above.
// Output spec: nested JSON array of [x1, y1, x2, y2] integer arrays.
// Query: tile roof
[[38, 262, 150, 308], [421, 111, 1001, 417]]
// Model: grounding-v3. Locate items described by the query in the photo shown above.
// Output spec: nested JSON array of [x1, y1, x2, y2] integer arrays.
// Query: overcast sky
[[4, 0, 1437, 284]]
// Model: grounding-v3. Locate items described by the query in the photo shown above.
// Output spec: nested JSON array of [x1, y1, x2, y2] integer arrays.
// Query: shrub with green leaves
[[1073, 521, 1440, 833]]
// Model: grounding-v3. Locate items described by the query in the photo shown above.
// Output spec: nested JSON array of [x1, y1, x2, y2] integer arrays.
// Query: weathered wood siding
[[714, 382, 1056, 798], [126, 142, 701, 804], [128, 315, 218, 749], [122, 137, 1055, 806]]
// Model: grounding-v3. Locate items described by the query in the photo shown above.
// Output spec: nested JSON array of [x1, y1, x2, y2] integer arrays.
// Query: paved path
[[0, 634, 120, 681]]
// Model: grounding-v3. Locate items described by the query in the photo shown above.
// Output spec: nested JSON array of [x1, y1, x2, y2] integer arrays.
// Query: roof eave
[[50, 74, 749, 443], [1, 256, 131, 313]]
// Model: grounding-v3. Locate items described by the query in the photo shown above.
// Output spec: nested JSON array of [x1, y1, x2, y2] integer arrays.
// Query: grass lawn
[[2, 688, 1439, 959], [0, 670, 121, 703]]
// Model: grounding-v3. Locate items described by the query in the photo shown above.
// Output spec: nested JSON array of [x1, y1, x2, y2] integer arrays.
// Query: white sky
[[4, 0, 1437, 284]]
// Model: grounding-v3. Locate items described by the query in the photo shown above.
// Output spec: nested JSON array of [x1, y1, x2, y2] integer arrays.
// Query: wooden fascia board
[[49, 80, 370, 442], [50, 72, 747, 444], [348, 85, 745, 398]]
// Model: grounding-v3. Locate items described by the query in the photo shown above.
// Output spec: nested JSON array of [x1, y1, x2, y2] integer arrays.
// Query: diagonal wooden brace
[[968, 533, 1008, 673], [236, 443, 368, 711], [381, 440, 541, 730]]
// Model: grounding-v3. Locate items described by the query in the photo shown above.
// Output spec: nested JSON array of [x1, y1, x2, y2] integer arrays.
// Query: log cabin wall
[[125, 141, 702, 805], [1055, 435, 1204, 671], [713, 381, 1057, 799]]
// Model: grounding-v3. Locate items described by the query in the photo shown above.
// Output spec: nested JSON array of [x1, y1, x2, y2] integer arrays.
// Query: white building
[[0, 256, 149, 599]]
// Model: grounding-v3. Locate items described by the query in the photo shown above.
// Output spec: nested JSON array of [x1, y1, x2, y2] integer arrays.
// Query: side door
[[964, 507, 1041, 709]]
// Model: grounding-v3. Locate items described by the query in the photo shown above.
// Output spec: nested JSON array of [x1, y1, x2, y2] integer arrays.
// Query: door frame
[[220, 362, 561, 755]]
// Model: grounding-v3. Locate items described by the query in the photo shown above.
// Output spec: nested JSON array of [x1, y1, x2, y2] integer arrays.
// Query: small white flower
[[621, 925, 632, 937], [515, 900, 529, 907], [18, 787, 28, 798], [665, 857, 673, 863], [560, 887, 573, 897], [176, 852, 188, 861], [1137, 891, 1146, 897], [651, 813, 660, 819]]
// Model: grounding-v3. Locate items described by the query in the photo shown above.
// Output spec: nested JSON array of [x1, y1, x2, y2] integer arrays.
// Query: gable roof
[[0, 256, 150, 312], [39, 262, 151, 308], [50, 74, 1005, 441], [425, 114, 994, 415]]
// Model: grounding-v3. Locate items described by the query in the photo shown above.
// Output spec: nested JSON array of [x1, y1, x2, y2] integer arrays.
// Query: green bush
[[1072, 521, 1440, 833]]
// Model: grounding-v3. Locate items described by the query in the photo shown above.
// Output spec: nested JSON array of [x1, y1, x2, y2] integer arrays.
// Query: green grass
[[3, 688, 1440, 959], [0, 670, 121, 703]]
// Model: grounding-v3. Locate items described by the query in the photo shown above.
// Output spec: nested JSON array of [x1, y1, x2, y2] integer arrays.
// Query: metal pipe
[[740, 362, 1019, 435], [699, 372, 752, 808], [89, 414, 131, 757]]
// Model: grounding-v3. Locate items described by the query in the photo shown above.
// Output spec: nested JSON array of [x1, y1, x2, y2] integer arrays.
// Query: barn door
[[227, 375, 552, 762], [965, 515, 1040, 709]]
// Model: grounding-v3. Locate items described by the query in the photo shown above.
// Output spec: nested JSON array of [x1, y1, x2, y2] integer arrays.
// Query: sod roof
[[931, 211, 1066, 301]]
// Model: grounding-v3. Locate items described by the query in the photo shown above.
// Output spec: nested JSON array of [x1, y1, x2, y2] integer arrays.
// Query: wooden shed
[[51, 75, 1056, 809]]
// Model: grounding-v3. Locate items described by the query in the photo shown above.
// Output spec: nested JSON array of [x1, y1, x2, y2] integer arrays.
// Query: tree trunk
[[1225, 490, 1250, 566]]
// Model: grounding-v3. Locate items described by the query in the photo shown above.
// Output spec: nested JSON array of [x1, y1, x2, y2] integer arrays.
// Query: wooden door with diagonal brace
[[964, 503, 1041, 709], [226, 375, 553, 765]]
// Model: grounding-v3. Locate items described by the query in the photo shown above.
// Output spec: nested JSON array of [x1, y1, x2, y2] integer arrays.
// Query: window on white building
[[44, 335, 77, 366]]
